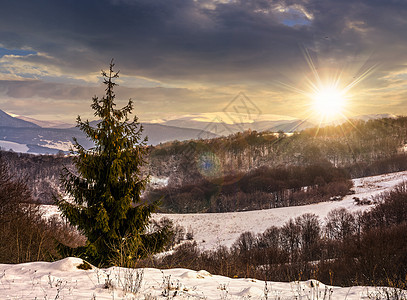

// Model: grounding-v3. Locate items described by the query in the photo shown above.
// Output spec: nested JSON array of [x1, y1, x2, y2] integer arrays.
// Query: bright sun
[[311, 86, 347, 121], [279, 48, 376, 125]]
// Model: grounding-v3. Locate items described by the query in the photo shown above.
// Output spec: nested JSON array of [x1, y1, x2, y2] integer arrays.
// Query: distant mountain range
[[348, 113, 396, 122], [0, 110, 398, 154], [0, 110, 40, 128], [16, 115, 73, 129], [149, 112, 397, 135], [321, 113, 396, 126], [150, 112, 314, 135], [0, 110, 219, 154]]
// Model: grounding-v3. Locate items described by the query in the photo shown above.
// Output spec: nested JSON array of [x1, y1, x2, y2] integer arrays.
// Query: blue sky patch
[[282, 17, 311, 27], [0, 47, 37, 58]]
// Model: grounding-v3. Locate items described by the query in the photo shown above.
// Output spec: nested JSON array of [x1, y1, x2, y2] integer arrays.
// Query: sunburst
[[278, 48, 376, 126], [311, 85, 347, 121]]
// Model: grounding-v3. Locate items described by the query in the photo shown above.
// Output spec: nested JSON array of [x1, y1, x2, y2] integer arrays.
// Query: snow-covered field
[[39, 139, 73, 151], [0, 257, 400, 299], [0, 140, 29, 153], [157, 170, 407, 250], [41, 170, 407, 251], [10, 171, 407, 299]]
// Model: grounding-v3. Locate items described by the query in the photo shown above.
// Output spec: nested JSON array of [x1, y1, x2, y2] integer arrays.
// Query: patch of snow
[[236, 286, 264, 297], [49, 257, 87, 272], [39, 139, 73, 151], [0, 140, 29, 153], [39, 204, 62, 220], [0, 258, 400, 299], [150, 176, 169, 188]]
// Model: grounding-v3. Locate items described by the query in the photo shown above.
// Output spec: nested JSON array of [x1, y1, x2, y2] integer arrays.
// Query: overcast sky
[[0, 0, 406, 123]]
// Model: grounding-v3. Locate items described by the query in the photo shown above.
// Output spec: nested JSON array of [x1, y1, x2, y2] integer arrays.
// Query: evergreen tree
[[56, 61, 169, 266]]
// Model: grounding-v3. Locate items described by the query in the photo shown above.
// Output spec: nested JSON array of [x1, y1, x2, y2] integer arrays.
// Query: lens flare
[[197, 151, 222, 179]]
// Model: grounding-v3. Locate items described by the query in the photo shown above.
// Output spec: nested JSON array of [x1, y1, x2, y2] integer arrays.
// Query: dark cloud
[[1, 0, 405, 82], [0, 80, 198, 103], [0, 0, 407, 119], [0, 80, 98, 100]]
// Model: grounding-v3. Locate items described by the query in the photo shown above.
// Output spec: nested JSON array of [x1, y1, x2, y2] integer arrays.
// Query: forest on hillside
[[148, 163, 353, 213], [152, 182, 407, 288], [149, 116, 407, 183], [148, 117, 407, 212], [4, 117, 407, 212]]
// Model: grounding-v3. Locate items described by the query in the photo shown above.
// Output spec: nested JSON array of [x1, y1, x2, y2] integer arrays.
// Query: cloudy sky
[[0, 0, 406, 124]]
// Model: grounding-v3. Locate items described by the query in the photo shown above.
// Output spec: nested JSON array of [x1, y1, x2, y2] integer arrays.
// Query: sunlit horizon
[[0, 1, 406, 126]]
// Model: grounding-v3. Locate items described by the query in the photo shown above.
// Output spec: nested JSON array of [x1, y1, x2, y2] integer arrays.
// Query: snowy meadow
[[10, 170, 407, 299], [1, 257, 404, 299]]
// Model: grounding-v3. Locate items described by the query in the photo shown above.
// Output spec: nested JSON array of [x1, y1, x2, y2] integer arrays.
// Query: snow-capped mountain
[[0, 109, 40, 128], [0, 110, 219, 154], [16, 115, 74, 129], [150, 112, 315, 135]]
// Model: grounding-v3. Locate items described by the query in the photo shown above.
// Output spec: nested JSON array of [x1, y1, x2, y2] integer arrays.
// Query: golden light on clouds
[[279, 48, 377, 124]]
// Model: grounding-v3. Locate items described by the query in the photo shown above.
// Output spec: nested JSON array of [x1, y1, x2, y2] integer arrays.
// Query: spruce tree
[[56, 61, 169, 266]]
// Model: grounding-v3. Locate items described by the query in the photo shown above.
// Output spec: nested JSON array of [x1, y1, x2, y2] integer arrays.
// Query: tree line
[[0, 154, 83, 263], [149, 117, 407, 185], [149, 182, 407, 287], [148, 162, 353, 213]]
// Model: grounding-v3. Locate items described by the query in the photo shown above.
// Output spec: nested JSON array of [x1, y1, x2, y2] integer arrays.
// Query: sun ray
[[276, 80, 309, 96], [276, 47, 377, 141], [302, 48, 322, 88], [342, 64, 377, 93]]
